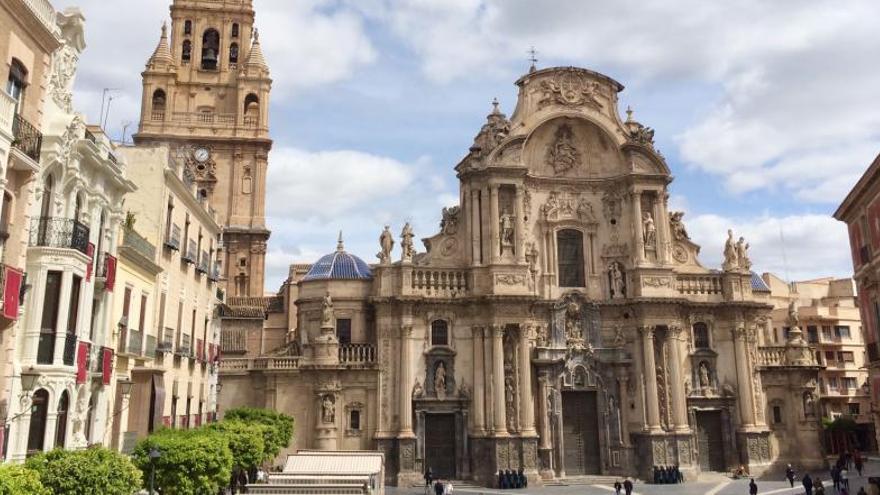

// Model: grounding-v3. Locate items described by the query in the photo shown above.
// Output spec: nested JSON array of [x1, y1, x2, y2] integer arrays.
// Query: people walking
[[749, 478, 758, 495], [786, 464, 796, 487], [623, 478, 634, 495], [815, 477, 826, 495], [434, 479, 444, 495], [425, 467, 434, 492], [613, 480, 622, 494], [444, 480, 454, 495], [856, 455, 865, 477], [842, 467, 850, 491], [802, 473, 814, 495], [832, 465, 841, 491]]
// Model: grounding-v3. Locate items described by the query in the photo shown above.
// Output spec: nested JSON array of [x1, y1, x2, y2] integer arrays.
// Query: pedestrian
[[803, 473, 814, 495], [425, 467, 434, 491], [623, 478, 634, 495], [434, 479, 443, 495], [832, 465, 840, 490], [652, 466, 659, 484], [518, 468, 527, 489], [842, 467, 850, 491], [613, 480, 622, 495], [749, 478, 758, 495], [445, 480, 454, 495], [815, 477, 825, 495], [856, 457, 865, 477], [786, 464, 796, 487], [256, 467, 266, 483]]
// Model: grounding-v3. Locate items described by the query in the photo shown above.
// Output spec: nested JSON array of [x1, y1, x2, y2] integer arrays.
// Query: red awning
[[3, 266, 23, 320], [76, 342, 90, 384]]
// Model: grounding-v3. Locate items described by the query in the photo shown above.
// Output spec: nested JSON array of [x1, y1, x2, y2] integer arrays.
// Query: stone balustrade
[[338, 343, 376, 364], [676, 274, 723, 295], [22, 0, 58, 35], [219, 356, 301, 372], [411, 268, 469, 297], [758, 345, 819, 367], [758, 346, 787, 366]]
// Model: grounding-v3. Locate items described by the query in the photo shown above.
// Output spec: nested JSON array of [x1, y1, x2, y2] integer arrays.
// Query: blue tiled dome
[[302, 235, 372, 281]]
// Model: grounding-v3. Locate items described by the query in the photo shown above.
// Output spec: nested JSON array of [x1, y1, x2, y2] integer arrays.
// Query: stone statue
[[608, 394, 622, 443], [565, 301, 582, 340], [642, 211, 656, 247], [377, 226, 394, 264], [608, 262, 625, 299], [669, 211, 690, 240], [788, 299, 800, 328], [546, 124, 581, 175], [536, 325, 548, 347], [321, 292, 334, 328], [525, 243, 539, 273], [542, 192, 560, 219], [321, 394, 335, 423], [71, 390, 88, 447], [400, 222, 414, 262], [434, 361, 447, 399], [699, 361, 711, 388], [612, 325, 625, 348], [576, 197, 596, 222], [736, 237, 751, 270], [723, 229, 739, 271], [412, 379, 424, 398], [440, 206, 461, 235], [804, 392, 816, 417], [684, 377, 692, 396], [458, 380, 470, 399], [500, 209, 515, 249]]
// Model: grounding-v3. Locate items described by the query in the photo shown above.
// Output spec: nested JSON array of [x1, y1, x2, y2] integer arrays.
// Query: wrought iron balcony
[[62, 333, 76, 366], [182, 240, 197, 264], [196, 251, 209, 274], [29, 217, 90, 254], [164, 224, 181, 251], [12, 114, 42, 162], [128, 329, 143, 356], [122, 227, 157, 261]]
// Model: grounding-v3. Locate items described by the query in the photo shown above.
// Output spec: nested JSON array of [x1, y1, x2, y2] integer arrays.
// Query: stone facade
[[133, 0, 271, 298], [219, 66, 825, 484]]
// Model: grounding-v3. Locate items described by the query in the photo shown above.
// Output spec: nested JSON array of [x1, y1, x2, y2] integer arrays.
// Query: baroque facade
[[219, 66, 825, 484]]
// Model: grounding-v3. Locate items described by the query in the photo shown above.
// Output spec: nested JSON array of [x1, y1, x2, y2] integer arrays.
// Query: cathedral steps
[[549, 475, 630, 485]]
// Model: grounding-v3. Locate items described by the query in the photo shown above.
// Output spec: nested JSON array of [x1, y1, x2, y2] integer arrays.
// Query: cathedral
[[218, 61, 827, 485]]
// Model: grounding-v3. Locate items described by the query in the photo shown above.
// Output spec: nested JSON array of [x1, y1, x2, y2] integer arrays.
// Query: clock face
[[194, 147, 210, 163]]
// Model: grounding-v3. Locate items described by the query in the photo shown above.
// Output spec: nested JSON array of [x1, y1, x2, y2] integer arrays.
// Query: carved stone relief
[[545, 124, 582, 175]]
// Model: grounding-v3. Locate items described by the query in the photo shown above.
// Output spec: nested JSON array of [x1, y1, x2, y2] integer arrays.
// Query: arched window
[[693, 322, 710, 349], [182, 40, 192, 62], [229, 42, 239, 64], [27, 389, 49, 454], [557, 229, 585, 287], [152, 89, 166, 114], [431, 320, 448, 346], [184, 20, 192, 36], [244, 93, 259, 125], [6, 58, 28, 113], [201, 29, 220, 70], [55, 390, 69, 448], [231, 23, 239, 38]]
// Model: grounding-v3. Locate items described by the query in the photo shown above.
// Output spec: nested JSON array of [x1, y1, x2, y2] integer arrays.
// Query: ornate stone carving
[[321, 394, 336, 423], [440, 206, 461, 235], [803, 391, 816, 418], [412, 379, 424, 399], [669, 211, 690, 240], [576, 197, 597, 223], [607, 261, 626, 299], [538, 77, 603, 110], [495, 273, 527, 286], [377, 225, 394, 264], [400, 222, 414, 262], [545, 124, 581, 175], [602, 188, 623, 221], [672, 243, 688, 264], [434, 361, 447, 399], [642, 276, 672, 288]]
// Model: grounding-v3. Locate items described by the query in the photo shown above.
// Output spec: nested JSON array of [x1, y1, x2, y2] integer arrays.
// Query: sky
[[58, 0, 879, 291]]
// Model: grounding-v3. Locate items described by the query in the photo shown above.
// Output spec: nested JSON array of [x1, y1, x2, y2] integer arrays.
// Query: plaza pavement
[[388, 459, 880, 495]]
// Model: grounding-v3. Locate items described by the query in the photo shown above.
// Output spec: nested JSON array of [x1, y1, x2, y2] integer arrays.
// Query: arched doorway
[[27, 389, 49, 455]]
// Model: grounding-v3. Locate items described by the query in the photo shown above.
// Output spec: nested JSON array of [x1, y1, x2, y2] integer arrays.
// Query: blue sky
[[60, 0, 878, 291]]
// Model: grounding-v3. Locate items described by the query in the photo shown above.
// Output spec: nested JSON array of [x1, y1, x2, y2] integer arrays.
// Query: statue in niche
[[412, 379, 424, 399], [400, 222, 414, 262], [698, 361, 711, 388], [670, 211, 690, 240], [500, 209, 515, 250], [684, 377, 692, 396], [565, 301, 582, 340], [542, 192, 560, 219], [536, 325, 548, 347], [642, 211, 656, 247], [608, 394, 622, 443], [377, 226, 394, 264], [608, 261, 625, 299], [736, 236, 752, 270], [576, 197, 596, 222], [546, 124, 581, 175], [321, 292, 334, 328], [803, 391, 816, 417], [722, 229, 739, 271], [434, 361, 447, 399], [321, 394, 335, 423]]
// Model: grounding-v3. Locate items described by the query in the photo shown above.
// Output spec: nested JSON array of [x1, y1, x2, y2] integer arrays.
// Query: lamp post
[[2, 368, 39, 460], [148, 447, 161, 495]]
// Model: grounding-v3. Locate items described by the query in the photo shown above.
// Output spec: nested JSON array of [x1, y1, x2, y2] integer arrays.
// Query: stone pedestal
[[633, 432, 698, 481], [736, 430, 774, 476], [311, 322, 339, 365], [395, 437, 419, 487]]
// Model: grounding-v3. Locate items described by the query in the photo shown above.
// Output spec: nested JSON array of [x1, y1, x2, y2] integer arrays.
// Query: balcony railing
[[29, 217, 90, 254], [182, 240, 197, 264], [339, 343, 377, 364], [411, 269, 470, 297], [219, 357, 301, 372], [62, 333, 76, 366], [150, 111, 165, 121], [145, 334, 157, 357], [196, 252, 209, 274], [676, 274, 723, 295], [117, 327, 128, 354], [123, 227, 157, 261], [177, 333, 192, 357], [22, 0, 58, 35], [164, 224, 181, 251], [12, 114, 42, 162], [128, 329, 143, 356]]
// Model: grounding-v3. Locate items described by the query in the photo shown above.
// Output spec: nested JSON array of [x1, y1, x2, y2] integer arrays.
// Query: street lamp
[[20, 367, 39, 393], [148, 447, 161, 495], [118, 378, 134, 397]]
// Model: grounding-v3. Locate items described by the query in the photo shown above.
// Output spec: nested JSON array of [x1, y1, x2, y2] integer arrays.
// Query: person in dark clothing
[[831, 465, 840, 490], [676, 465, 684, 483], [613, 480, 622, 494], [653, 466, 659, 484], [855, 457, 864, 477], [623, 478, 634, 495], [802, 473, 814, 495], [425, 468, 434, 490], [786, 464, 796, 487], [749, 478, 758, 495], [434, 480, 444, 495], [518, 468, 527, 489]]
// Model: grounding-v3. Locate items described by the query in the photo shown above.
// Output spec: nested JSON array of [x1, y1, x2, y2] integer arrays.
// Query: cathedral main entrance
[[424, 414, 456, 478], [561, 391, 600, 475], [695, 410, 725, 472]]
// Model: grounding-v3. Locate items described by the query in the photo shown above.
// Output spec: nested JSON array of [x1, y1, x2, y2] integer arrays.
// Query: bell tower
[[134, 0, 272, 297]]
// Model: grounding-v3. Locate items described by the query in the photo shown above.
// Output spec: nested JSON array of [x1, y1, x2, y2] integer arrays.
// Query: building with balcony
[[0, 0, 64, 456], [834, 151, 880, 453], [113, 142, 221, 448], [219, 65, 827, 485], [2, 5, 137, 460], [763, 273, 874, 452]]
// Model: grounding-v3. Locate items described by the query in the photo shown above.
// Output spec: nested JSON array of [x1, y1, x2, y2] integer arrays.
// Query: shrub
[[0, 464, 47, 495], [207, 420, 267, 471], [132, 428, 232, 495], [25, 446, 141, 495], [223, 407, 294, 459]]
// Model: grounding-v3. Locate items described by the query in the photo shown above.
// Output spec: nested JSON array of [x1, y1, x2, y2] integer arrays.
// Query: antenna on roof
[[528, 46, 538, 73]]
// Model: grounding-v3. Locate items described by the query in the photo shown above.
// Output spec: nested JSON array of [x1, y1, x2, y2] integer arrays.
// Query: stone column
[[399, 325, 415, 437], [53, 271, 74, 366], [617, 371, 631, 445], [514, 185, 526, 263], [666, 325, 690, 432], [640, 326, 662, 431], [491, 324, 508, 435], [518, 325, 536, 436], [470, 188, 481, 266], [490, 184, 500, 263], [631, 190, 644, 264], [657, 191, 672, 264], [472, 326, 486, 434], [537, 372, 554, 478], [733, 326, 756, 428]]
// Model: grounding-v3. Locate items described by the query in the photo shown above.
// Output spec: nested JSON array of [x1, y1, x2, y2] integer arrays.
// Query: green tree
[[0, 464, 47, 495], [25, 446, 141, 495], [132, 428, 232, 495], [223, 407, 294, 460], [207, 420, 267, 471]]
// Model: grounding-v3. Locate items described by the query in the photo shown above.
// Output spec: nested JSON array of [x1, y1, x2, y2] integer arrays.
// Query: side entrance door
[[695, 410, 725, 471], [424, 414, 456, 478], [561, 391, 601, 475]]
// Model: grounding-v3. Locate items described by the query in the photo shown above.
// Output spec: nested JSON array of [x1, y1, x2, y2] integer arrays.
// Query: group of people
[[651, 465, 684, 484], [497, 469, 528, 489], [781, 460, 870, 495], [423, 471, 453, 495], [612, 478, 634, 495]]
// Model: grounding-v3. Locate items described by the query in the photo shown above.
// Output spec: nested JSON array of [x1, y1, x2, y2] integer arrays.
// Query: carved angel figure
[[440, 206, 461, 235], [377, 226, 394, 264], [722, 229, 738, 271], [669, 211, 690, 240]]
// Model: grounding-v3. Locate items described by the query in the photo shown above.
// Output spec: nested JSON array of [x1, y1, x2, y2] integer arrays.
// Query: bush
[[25, 446, 141, 495], [223, 407, 294, 459], [207, 420, 267, 471], [0, 464, 47, 495], [132, 428, 232, 495]]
